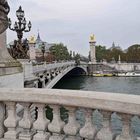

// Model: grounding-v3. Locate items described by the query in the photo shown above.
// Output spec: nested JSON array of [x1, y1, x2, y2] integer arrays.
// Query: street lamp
[[41, 43, 45, 61], [8, 6, 32, 59]]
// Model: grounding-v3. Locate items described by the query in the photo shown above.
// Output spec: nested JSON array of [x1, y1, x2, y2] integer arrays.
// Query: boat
[[117, 72, 140, 77], [93, 71, 114, 77]]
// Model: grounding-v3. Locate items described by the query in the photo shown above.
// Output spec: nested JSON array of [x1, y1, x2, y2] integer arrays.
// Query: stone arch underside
[[45, 66, 87, 89]]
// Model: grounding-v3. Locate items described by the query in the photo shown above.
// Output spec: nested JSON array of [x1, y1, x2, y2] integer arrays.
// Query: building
[[34, 33, 54, 58], [28, 33, 55, 61], [109, 42, 122, 51]]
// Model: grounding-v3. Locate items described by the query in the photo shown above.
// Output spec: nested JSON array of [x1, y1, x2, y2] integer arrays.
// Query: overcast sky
[[7, 0, 140, 56]]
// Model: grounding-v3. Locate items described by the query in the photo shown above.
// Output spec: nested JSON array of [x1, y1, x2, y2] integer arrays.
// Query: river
[[54, 76, 140, 95]]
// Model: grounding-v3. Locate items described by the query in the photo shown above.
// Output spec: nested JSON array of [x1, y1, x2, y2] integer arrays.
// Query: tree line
[[95, 44, 140, 63]]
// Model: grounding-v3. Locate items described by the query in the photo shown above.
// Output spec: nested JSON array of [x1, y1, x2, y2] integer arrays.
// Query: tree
[[49, 43, 70, 61], [126, 44, 140, 63], [96, 45, 107, 62]]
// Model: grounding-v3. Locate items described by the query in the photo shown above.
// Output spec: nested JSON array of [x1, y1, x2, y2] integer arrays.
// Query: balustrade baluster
[[116, 114, 133, 140], [96, 111, 112, 140], [63, 106, 80, 140], [33, 103, 50, 140], [47, 72, 51, 82], [48, 105, 65, 140], [40, 77, 46, 88], [34, 81, 39, 88], [30, 104, 37, 121], [0, 102, 5, 138], [4, 102, 18, 139], [18, 103, 34, 140], [52, 71, 56, 78], [79, 109, 97, 139]]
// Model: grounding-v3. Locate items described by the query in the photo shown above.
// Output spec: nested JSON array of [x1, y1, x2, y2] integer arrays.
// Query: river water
[[53, 76, 140, 138], [54, 76, 140, 95]]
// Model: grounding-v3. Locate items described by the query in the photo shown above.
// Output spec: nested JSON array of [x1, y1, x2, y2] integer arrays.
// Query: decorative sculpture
[[0, 0, 10, 34], [8, 39, 29, 59]]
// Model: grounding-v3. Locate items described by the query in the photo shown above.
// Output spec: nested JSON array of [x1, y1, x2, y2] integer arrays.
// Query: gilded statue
[[90, 34, 96, 42]]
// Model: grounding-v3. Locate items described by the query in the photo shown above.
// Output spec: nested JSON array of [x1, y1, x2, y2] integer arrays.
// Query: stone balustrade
[[23, 61, 76, 88], [33, 61, 75, 73], [0, 88, 140, 140]]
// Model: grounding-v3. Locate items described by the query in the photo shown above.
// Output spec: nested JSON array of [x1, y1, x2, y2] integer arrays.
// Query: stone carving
[[0, 0, 10, 34], [8, 39, 29, 59]]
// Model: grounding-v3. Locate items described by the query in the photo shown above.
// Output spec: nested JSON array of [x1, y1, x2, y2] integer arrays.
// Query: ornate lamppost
[[41, 42, 45, 61], [8, 6, 32, 59]]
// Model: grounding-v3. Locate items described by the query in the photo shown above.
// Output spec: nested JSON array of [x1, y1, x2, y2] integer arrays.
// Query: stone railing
[[33, 61, 75, 73], [0, 88, 140, 140]]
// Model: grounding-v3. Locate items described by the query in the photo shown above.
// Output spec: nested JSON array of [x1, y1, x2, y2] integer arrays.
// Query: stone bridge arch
[[45, 65, 87, 89]]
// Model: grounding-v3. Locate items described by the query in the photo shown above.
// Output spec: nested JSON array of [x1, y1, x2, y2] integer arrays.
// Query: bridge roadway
[[23, 61, 87, 88]]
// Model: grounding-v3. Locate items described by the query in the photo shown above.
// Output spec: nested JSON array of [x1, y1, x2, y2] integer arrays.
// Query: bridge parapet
[[23, 61, 76, 88], [0, 88, 139, 139], [33, 61, 75, 73]]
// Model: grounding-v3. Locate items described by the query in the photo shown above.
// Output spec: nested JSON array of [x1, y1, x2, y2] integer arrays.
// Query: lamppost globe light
[[28, 21, 32, 29], [41, 43, 45, 61], [22, 18, 26, 25], [8, 18, 11, 26], [16, 6, 24, 20], [14, 22, 18, 29]]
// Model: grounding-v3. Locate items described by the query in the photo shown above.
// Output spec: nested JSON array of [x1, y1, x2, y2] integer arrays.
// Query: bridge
[[22, 61, 88, 88], [23, 60, 140, 88]]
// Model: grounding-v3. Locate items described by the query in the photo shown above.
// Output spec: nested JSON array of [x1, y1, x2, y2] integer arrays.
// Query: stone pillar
[[0, 31, 23, 88], [118, 55, 121, 64], [28, 41, 36, 61], [89, 34, 96, 64]]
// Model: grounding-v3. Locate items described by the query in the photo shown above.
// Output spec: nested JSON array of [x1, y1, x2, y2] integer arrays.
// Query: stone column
[[29, 42, 36, 61], [89, 34, 96, 64], [0, 31, 23, 88], [0, 31, 21, 67]]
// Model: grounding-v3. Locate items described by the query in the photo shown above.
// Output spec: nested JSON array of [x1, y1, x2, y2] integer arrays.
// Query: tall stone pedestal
[[0, 32, 24, 88]]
